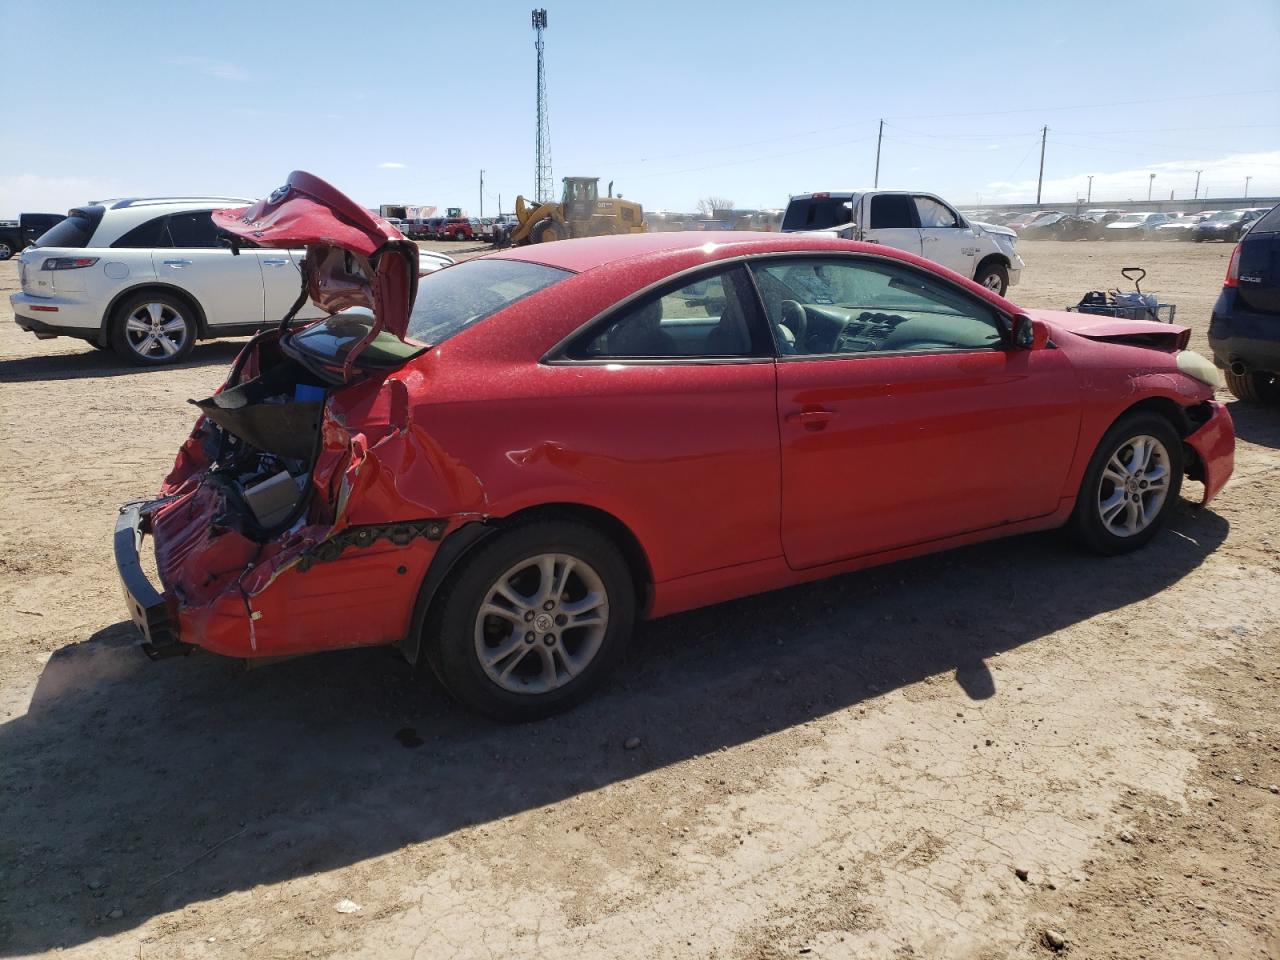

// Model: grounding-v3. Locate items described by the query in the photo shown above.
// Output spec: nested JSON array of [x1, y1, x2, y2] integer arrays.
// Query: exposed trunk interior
[[191, 346, 330, 538]]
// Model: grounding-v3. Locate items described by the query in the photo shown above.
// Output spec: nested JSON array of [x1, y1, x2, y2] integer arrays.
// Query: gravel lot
[[1, 239, 1277, 959]]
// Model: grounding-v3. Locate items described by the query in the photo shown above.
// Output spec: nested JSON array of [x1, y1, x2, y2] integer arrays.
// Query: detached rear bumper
[[114, 502, 192, 659], [1185, 401, 1235, 506]]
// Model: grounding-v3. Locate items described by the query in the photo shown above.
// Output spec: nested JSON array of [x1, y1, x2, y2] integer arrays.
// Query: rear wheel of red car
[[426, 520, 636, 721], [1224, 369, 1280, 403], [1069, 412, 1183, 555]]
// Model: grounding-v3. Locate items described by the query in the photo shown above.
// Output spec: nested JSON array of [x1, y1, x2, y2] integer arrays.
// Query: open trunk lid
[[212, 172, 419, 370]]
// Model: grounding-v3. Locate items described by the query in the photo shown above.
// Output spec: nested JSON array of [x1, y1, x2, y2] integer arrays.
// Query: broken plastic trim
[[295, 520, 447, 572]]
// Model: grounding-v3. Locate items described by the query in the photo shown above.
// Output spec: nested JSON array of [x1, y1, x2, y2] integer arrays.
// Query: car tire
[[1069, 412, 1184, 556], [973, 260, 1009, 295], [109, 291, 198, 366], [425, 519, 637, 721], [0, 241, 13, 260], [1224, 369, 1280, 404]]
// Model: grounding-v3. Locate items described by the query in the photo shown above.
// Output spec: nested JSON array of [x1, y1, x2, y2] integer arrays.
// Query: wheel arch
[[400, 502, 655, 667], [100, 283, 209, 346], [974, 252, 1011, 275]]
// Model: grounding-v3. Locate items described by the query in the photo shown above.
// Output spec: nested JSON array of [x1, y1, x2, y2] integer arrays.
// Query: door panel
[[915, 195, 978, 277], [157, 210, 266, 328], [776, 347, 1080, 569], [862, 193, 922, 256], [261, 250, 326, 323]]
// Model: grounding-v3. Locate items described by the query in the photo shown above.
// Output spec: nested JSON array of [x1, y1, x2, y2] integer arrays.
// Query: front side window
[[915, 197, 959, 228], [749, 257, 1005, 357], [568, 266, 763, 359], [165, 211, 220, 248], [868, 194, 917, 229]]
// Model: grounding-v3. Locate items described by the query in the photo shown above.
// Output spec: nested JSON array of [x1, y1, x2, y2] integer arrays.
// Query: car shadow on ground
[[0, 504, 1229, 953], [1227, 399, 1280, 450], [0, 340, 245, 384]]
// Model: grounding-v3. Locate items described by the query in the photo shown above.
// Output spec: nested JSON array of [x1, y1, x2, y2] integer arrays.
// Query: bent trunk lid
[[212, 172, 419, 364]]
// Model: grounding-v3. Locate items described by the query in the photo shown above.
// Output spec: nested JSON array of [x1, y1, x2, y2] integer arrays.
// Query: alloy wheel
[[1096, 434, 1171, 537], [473, 552, 609, 695], [982, 273, 1003, 291], [124, 302, 188, 360]]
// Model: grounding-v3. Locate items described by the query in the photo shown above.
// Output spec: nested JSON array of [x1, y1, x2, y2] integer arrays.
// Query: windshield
[[1206, 210, 1243, 223], [406, 258, 572, 346], [782, 197, 857, 232], [287, 310, 425, 368]]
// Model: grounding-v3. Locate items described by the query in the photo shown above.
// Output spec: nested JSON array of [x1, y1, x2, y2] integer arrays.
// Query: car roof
[[83, 196, 257, 247], [486, 230, 940, 276]]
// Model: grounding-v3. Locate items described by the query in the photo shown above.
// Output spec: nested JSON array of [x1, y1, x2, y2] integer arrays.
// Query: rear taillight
[[41, 256, 99, 271], [1224, 244, 1241, 288]]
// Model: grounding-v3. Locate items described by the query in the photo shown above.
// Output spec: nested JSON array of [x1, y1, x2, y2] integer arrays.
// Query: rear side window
[[32, 206, 104, 248], [112, 216, 171, 248], [166, 211, 220, 248], [868, 195, 918, 229], [782, 197, 856, 231], [1246, 206, 1277, 229], [406, 259, 571, 346]]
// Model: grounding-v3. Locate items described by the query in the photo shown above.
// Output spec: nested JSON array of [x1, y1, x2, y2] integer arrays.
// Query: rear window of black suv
[[1252, 203, 1280, 233]]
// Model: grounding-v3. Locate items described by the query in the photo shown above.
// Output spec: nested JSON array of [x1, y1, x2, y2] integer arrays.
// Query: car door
[[748, 254, 1080, 570], [552, 264, 782, 581], [860, 193, 923, 257], [159, 211, 266, 328], [260, 249, 326, 324], [914, 195, 978, 278]]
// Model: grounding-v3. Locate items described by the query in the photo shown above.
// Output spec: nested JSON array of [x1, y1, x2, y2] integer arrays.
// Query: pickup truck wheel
[[426, 519, 636, 721], [1224, 369, 1280, 404], [974, 261, 1009, 295], [0, 241, 13, 260], [109, 292, 197, 365]]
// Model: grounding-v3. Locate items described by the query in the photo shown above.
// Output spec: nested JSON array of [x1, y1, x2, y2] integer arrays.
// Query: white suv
[[13, 197, 329, 364]]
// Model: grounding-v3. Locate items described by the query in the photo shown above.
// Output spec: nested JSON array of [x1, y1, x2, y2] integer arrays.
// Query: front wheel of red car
[[426, 520, 637, 721], [1069, 412, 1184, 555]]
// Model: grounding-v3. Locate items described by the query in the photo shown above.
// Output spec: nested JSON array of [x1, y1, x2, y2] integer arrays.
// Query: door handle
[[786, 409, 834, 430], [161, 258, 192, 267], [261, 258, 289, 266], [923, 235, 938, 242]]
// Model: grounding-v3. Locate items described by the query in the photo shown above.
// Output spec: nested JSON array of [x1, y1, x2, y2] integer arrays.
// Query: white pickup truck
[[781, 190, 1023, 295]]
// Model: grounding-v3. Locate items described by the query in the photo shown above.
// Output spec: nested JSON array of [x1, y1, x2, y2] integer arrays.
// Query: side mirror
[[1011, 314, 1047, 350]]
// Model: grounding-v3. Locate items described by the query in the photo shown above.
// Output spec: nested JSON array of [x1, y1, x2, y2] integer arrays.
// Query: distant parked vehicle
[[0, 213, 65, 260], [1008, 210, 1063, 231], [440, 216, 481, 241], [782, 190, 1023, 294], [1209, 203, 1280, 402], [1019, 212, 1071, 239], [1193, 208, 1266, 243], [1103, 212, 1171, 239], [1154, 211, 1217, 241]]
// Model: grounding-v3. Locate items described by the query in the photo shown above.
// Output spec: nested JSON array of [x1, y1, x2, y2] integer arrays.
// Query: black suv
[[1209, 202, 1280, 403]]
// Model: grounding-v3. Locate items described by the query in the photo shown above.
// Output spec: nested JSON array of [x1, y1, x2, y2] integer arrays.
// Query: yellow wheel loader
[[511, 177, 646, 245]]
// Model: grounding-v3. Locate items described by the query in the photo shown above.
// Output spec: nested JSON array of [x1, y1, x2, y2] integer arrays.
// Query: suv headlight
[[1176, 350, 1224, 388]]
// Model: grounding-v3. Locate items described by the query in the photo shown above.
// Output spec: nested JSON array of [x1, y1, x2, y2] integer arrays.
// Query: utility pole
[[874, 119, 883, 189], [1035, 125, 1047, 205], [479, 169, 484, 218], [1245, 176, 1252, 198], [1087, 175, 1093, 203], [532, 9, 553, 204], [1193, 169, 1202, 199], [1148, 173, 1156, 202]]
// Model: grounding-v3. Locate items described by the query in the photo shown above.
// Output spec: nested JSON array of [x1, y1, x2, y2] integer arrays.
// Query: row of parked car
[[388, 214, 519, 242], [972, 207, 1270, 242]]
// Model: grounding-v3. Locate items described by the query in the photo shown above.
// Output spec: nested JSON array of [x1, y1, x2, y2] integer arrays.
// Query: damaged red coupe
[[116, 171, 1235, 720]]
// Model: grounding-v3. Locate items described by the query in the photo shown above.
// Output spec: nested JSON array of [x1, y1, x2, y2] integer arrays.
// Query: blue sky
[[3, 0, 1278, 217]]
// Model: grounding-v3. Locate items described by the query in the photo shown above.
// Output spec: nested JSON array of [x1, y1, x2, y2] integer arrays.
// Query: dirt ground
[[1, 239, 1277, 960]]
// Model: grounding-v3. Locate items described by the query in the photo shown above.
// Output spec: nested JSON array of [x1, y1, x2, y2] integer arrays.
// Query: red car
[[116, 172, 1235, 720]]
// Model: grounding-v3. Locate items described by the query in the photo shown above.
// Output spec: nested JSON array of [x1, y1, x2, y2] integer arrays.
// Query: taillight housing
[[41, 256, 99, 271], [1224, 244, 1241, 288]]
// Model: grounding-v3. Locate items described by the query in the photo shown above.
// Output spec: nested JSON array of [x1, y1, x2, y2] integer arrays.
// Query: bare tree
[[696, 196, 734, 217]]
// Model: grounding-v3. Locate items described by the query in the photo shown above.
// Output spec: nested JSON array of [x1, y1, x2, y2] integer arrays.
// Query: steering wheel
[[780, 299, 807, 349]]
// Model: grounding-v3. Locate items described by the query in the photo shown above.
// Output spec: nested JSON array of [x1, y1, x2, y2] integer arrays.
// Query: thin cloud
[[379, 162, 408, 169], [167, 57, 249, 82]]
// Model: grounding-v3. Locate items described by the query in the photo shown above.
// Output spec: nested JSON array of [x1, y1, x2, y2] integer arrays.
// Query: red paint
[[125, 176, 1236, 662]]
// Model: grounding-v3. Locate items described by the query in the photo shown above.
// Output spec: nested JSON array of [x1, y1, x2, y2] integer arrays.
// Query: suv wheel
[[1224, 369, 1280, 404], [425, 519, 636, 721], [110, 292, 197, 365]]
